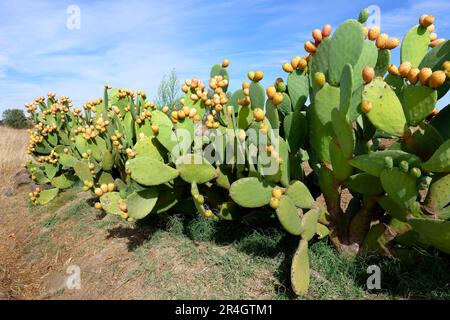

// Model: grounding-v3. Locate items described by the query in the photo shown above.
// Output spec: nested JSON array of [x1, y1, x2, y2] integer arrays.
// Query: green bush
[[2, 108, 30, 129]]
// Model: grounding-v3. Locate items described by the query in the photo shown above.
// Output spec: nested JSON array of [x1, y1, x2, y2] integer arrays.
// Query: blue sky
[[0, 0, 449, 113]]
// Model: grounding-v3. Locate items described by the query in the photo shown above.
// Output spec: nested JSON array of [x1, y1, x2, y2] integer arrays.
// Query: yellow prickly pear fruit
[[242, 81, 250, 90], [272, 92, 284, 105], [429, 70, 446, 89], [267, 86, 277, 99], [189, 108, 197, 118], [298, 58, 308, 71], [193, 114, 201, 122], [314, 72, 326, 87], [162, 105, 169, 113], [107, 183, 115, 192], [283, 62, 294, 73], [427, 24, 435, 33], [376, 33, 388, 49], [82, 152, 88, 159], [95, 202, 102, 209], [182, 85, 189, 93], [388, 64, 399, 76], [247, 71, 255, 81], [362, 26, 369, 37], [312, 29, 322, 43], [291, 56, 301, 69], [222, 59, 230, 68], [418, 67, 433, 85], [429, 32, 437, 41], [442, 61, 450, 77], [419, 14, 434, 28], [177, 109, 185, 120], [407, 68, 420, 85], [94, 188, 103, 196], [120, 211, 128, 220], [253, 108, 265, 122], [182, 106, 190, 117], [253, 70, 264, 82], [269, 197, 280, 209], [100, 184, 108, 193], [204, 210, 213, 218], [171, 110, 178, 120], [362, 67, 375, 84], [368, 26, 380, 41], [151, 125, 159, 134], [398, 61, 412, 78], [322, 24, 332, 37], [272, 188, 282, 199], [361, 100, 372, 113], [119, 201, 127, 212], [304, 41, 316, 54], [385, 37, 400, 49]]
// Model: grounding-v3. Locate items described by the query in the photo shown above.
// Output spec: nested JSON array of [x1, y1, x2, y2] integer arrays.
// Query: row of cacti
[[23, 8, 450, 295]]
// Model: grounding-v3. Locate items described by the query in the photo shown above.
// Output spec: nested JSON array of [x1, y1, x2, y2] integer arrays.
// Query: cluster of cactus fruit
[[23, 8, 450, 295]]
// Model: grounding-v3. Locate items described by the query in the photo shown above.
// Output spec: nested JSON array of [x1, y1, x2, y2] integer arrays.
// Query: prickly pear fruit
[[362, 67, 375, 84], [399, 61, 412, 77], [384, 156, 394, 169], [399, 160, 409, 172], [419, 68, 433, 85], [314, 72, 326, 88], [368, 26, 380, 41], [429, 70, 446, 89], [361, 100, 372, 113]]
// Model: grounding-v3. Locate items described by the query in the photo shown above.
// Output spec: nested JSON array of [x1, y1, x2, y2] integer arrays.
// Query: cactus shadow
[[106, 221, 159, 251]]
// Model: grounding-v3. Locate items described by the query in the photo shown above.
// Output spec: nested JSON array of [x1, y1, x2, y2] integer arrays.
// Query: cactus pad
[[301, 208, 320, 241], [35, 188, 59, 205], [408, 218, 450, 254], [401, 85, 437, 125], [175, 154, 217, 184], [401, 25, 430, 67], [380, 168, 418, 210], [126, 188, 159, 220], [229, 177, 272, 208], [422, 140, 450, 173], [288, 70, 309, 111], [286, 180, 315, 209], [126, 156, 179, 186], [291, 239, 310, 295], [275, 195, 303, 235], [51, 173, 77, 189]]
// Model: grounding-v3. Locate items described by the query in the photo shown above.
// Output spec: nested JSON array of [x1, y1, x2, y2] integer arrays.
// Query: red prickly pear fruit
[[362, 67, 375, 84]]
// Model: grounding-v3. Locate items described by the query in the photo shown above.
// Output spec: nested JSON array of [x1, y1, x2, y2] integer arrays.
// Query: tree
[[2, 109, 30, 129], [155, 69, 181, 110]]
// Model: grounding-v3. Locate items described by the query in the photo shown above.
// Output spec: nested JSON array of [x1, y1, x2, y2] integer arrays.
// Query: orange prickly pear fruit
[[100, 184, 108, 193], [312, 29, 322, 43], [385, 37, 400, 49], [253, 70, 264, 82], [407, 68, 420, 85], [253, 108, 265, 122], [267, 86, 276, 99], [362, 67, 375, 84], [283, 62, 294, 73], [388, 64, 400, 76], [398, 61, 412, 78], [304, 41, 316, 54], [419, 14, 434, 28], [376, 33, 388, 49], [429, 70, 446, 89], [222, 59, 230, 68], [322, 24, 332, 37], [272, 92, 284, 105], [361, 100, 372, 113], [418, 67, 433, 85], [291, 56, 301, 69], [368, 26, 380, 41]]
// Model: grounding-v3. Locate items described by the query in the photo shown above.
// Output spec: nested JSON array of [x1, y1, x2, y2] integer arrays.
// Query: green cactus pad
[[100, 192, 122, 216], [73, 160, 93, 183], [361, 223, 390, 255], [401, 85, 437, 125], [287, 70, 309, 111], [380, 168, 418, 210], [291, 239, 310, 296], [98, 172, 115, 186], [308, 84, 340, 163], [310, 37, 331, 93], [265, 100, 280, 130], [35, 188, 59, 205], [134, 136, 165, 162], [286, 180, 315, 209], [374, 49, 391, 77], [384, 74, 406, 98], [425, 173, 450, 211], [152, 186, 182, 214], [331, 109, 354, 158], [401, 25, 430, 67], [422, 139, 450, 172], [249, 82, 265, 109], [126, 188, 159, 220], [126, 156, 179, 186], [217, 201, 242, 221], [362, 78, 407, 136], [344, 173, 384, 196], [353, 40, 378, 90], [238, 105, 253, 130], [175, 154, 216, 184], [229, 177, 272, 208], [403, 122, 444, 160], [316, 223, 330, 239], [420, 40, 450, 70], [431, 105, 450, 140], [51, 174, 77, 189], [275, 195, 303, 235], [278, 137, 290, 187], [277, 93, 292, 115], [151, 110, 177, 152], [301, 208, 320, 241], [329, 140, 353, 182], [58, 153, 76, 168], [350, 150, 421, 177], [228, 89, 245, 113], [44, 163, 59, 180], [340, 64, 353, 114], [283, 111, 307, 153], [328, 20, 365, 85], [378, 195, 409, 222], [408, 218, 450, 254]]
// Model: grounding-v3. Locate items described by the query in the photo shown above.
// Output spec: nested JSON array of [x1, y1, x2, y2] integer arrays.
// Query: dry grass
[[0, 126, 29, 180]]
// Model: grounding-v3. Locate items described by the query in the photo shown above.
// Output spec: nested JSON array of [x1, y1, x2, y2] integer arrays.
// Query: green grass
[[24, 186, 450, 300]]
